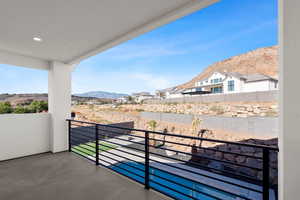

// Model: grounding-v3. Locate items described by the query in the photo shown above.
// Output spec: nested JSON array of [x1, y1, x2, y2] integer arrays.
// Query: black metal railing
[[67, 119, 279, 200]]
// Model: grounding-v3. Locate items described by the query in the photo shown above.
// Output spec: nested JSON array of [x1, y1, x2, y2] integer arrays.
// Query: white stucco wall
[[223, 76, 243, 93], [167, 93, 184, 99], [48, 61, 72, 153], [195, 72, 225, 87], [243, 80, 277, 92], [0, 113, 50, 161]]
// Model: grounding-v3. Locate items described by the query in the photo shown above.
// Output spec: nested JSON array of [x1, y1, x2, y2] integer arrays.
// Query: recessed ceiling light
[[33, 37, 43, 42]]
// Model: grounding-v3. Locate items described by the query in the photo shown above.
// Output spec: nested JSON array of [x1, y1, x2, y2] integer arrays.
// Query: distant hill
[[75, 91, 128, 99], [0, 93, 114, 105], [177, 46, 278, 89]]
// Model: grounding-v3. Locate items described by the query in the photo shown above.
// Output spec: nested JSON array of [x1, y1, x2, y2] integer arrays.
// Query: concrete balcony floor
[[0, 152, 169, 200]]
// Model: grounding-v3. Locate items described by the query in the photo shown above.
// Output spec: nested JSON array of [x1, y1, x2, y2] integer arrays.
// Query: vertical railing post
[[95, 124, 99, 165], [68, 120, 71, 152], [144, 131, 150, 189], [262, 148, 270, 200]]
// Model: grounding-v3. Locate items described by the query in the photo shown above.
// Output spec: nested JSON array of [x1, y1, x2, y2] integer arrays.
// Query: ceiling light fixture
[[33, 37, 43, 42]]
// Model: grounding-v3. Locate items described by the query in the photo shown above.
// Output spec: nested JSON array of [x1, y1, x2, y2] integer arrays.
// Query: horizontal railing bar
[[71, 147, 96, 159], [100, 151, 145, 172], [97, 127, 145, 138], [98, 157, 145, 179], [85, 124, 268, 171], [71, 124, 95, 130], [150, 137, 263, 160], [150, 170, 232, 200], [71, 128, 95, 135], [98, 142, 145, 159], [97, 138, 261, 193], [73, 128, 263, 172], [71, 149, 96, 163], [95, 137, 146, 153], [71, 129, 96, 140], [96, 127, 263, 161], [97, 132, 145, 146], [149, 144, 262, 171], [68, 119, 279, 151], [72, 129, 262, 174], [97, 127, 262, 160], [71, 144, 96, 156], [99, 153, 145, 174], [70, 137, 96, 151], [72, 135, 145, 165], [71, 124, 96, 132], [71, 124, 261, 183], [70, 134, 95, 143], [149, 163, 261, 194], [97, 131, 262, 191], [70, 133, 95, 142], [148, 150, 262, 185], [149, 156, 260, 183]]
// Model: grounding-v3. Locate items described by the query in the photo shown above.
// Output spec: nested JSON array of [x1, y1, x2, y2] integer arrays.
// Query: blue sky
[[0, 0, 278, 94]]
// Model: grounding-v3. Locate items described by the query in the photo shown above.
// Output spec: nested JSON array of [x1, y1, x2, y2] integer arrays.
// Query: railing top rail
[[67, 119, 279, 151]]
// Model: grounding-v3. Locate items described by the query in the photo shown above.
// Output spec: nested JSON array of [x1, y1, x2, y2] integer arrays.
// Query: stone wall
[[111, 102, 278, 118], [190, 138, 278, 186]]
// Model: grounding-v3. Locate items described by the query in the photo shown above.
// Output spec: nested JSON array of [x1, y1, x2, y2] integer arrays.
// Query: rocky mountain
[[75, 91, 128, 99], [177, 46, 278, 89]]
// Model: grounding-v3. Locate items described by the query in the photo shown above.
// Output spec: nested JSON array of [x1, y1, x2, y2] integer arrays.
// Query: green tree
[[0, 102, 13, 114], [14, 105, 33, 114], [28, 101, 48, 113]]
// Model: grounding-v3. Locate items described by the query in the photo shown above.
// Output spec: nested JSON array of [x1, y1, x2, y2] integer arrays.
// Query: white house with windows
[[182, 71, 278, 96], [132, 92, 155, 103]]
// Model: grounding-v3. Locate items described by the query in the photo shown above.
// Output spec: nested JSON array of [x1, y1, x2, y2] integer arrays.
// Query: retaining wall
[[145, 90, 278, 104], [140, 112, 278, 138]]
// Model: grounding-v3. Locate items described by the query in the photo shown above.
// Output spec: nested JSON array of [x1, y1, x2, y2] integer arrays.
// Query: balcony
[[0, 0, 299, 199], [0, 119, 278, 200]]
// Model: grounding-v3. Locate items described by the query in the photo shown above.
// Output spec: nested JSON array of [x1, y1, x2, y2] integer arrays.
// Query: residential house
[[132, 92, 155, 103], [155, 87, 177, 98], [116, 96, 130, 104], [183, 71, 278, 96]]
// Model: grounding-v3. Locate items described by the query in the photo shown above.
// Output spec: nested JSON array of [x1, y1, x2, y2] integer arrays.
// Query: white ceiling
[[0, 0, 218, 67]]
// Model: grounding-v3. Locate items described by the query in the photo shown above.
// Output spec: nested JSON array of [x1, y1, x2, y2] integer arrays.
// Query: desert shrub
[[0, 102, 13, 114], [147, 120, 158, 131], [265, 110, 278, 117], [209, 105, 225, 115]]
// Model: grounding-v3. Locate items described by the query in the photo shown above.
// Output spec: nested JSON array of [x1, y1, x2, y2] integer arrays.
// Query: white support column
[[48, 61, 73, 153], [279, 0, 300, 199]]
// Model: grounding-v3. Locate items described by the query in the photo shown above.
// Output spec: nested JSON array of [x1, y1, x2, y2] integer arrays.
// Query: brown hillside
[[177, 46, 278, 89]]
